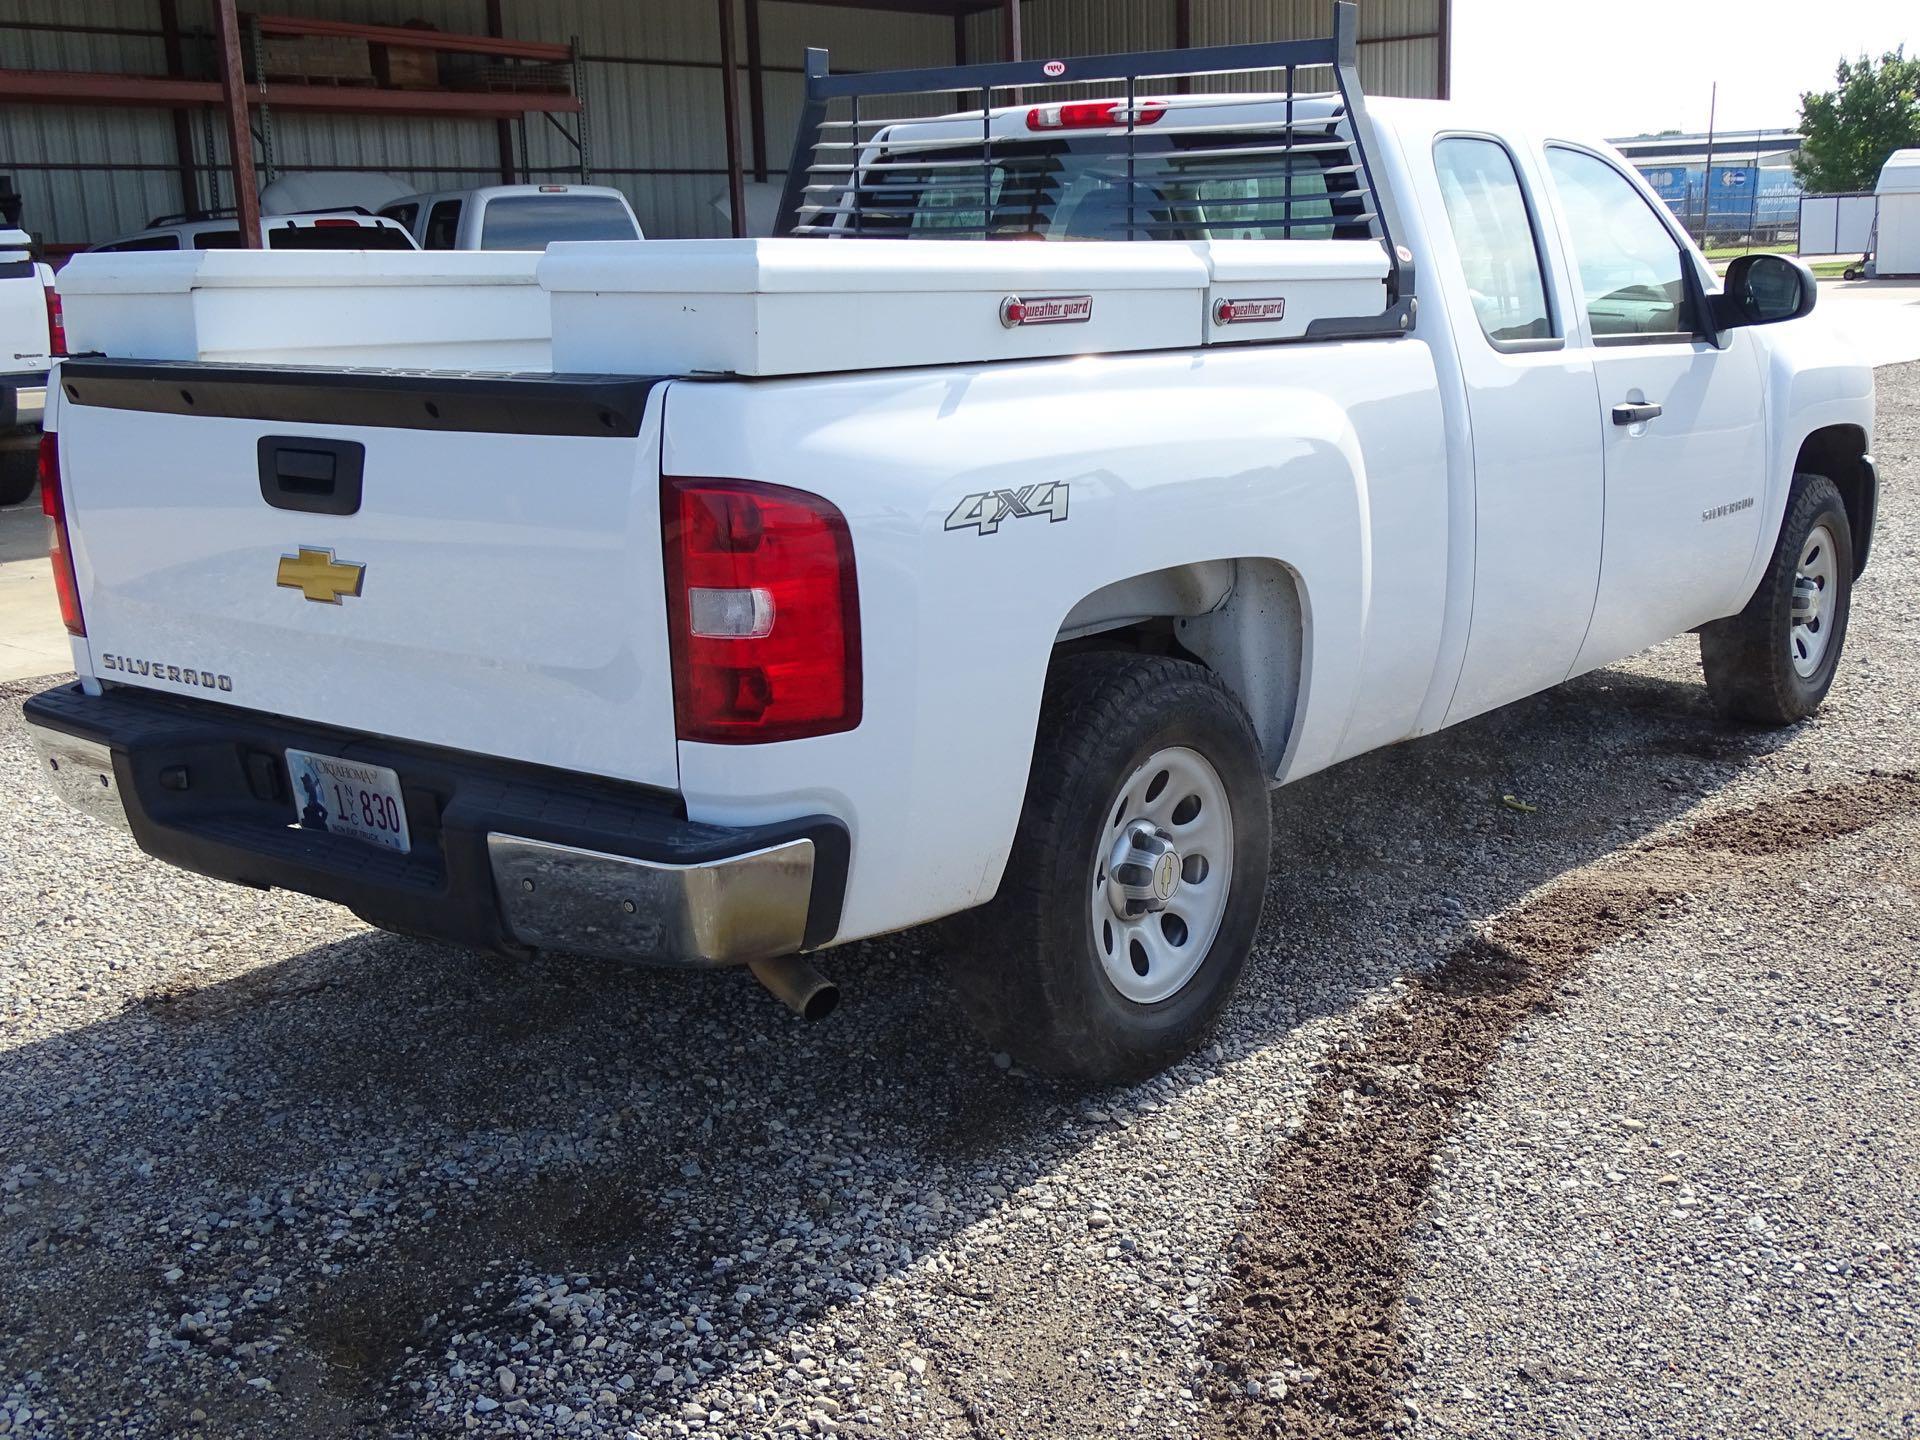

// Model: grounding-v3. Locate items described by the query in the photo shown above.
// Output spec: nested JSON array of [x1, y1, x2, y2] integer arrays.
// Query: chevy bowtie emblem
[[276, 546, 365, 604]]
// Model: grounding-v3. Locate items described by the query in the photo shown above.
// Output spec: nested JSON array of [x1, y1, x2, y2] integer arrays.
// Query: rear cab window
[[479, 195, 640, 249], [95, 234, 181, 252], [847, 127, 1363, 241], [268, 224, 417, 251]]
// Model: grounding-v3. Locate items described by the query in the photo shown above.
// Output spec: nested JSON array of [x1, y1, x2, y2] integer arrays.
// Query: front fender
[[660, 340, 1441, 942], [1744, 319, 1875, 596]]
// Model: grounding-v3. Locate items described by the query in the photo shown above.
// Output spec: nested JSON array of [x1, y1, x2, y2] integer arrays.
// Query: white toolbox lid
[[539, 236, 1212, 295]]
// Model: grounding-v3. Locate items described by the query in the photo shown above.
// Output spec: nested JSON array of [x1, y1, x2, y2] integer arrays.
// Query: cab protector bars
[[775, 0, 1415, 340]]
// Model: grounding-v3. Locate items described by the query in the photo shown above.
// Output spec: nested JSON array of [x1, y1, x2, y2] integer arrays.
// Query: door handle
[[1611, 401, 1663, 426], [258, 436, 364, 515]]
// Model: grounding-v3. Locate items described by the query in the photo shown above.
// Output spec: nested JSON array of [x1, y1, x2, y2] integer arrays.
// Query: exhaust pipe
[[749, 956, 839, 1022]]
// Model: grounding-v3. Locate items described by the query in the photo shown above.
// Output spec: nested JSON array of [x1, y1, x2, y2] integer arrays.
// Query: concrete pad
[[1813, 277, 1920, 368], [0, 488, 71, 683]]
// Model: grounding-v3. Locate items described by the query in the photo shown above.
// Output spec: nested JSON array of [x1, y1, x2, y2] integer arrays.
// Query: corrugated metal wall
[[0, 0, 1442, 249], [963, 0, 1444, 102], [0, 0, 185, 243]]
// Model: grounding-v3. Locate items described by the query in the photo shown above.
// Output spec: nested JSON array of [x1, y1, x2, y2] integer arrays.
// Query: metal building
[[0, 0, 1449, 253]]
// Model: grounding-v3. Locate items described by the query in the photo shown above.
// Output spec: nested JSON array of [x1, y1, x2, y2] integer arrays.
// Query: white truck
[[0, 226, 58, 506], [24, 12, 1877, 1081], [376, 184, 643, 250]]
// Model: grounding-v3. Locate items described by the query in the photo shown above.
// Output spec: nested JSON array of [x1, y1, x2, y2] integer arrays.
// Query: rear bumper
[[1, 367, 47, 435], [23, 683, 848, 966]]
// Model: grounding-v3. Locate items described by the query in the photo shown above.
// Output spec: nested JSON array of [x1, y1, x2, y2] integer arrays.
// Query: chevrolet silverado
[[24, 8, 1875, 1080]]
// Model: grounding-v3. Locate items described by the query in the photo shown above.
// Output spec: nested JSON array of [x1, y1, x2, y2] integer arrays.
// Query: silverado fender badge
[[276, 546, 366, 604], [945, 482, 1070, 535], [1000, 294, 1094, 328], [1213, 296, 1286, 326]]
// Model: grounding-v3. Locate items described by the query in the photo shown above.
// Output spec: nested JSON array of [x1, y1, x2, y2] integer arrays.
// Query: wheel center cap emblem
[[1793, 576, 1821, 623], [1153, 851, 1180, 902], [1107, 822, 1183, 919]]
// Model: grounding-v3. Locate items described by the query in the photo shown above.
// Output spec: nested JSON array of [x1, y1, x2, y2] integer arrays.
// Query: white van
[[378, 184, 642, 250], [90, 211, 419, 253]]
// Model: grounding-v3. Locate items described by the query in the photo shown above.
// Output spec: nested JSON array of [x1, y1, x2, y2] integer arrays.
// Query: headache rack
[[776, 0, 1412, 335]]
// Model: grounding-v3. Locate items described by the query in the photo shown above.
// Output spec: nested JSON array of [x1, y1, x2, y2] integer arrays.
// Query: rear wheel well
[[1052, 558, 1303, 775], [1052, 616, 1191, 661], [1794, 425, 1874, 576]]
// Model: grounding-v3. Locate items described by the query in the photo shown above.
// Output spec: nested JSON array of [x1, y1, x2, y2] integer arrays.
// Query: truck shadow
[[0, 656, 1801, 1437]]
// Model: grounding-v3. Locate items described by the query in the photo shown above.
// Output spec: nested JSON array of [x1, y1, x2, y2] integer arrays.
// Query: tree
[[1794, 48, 1920, 193]]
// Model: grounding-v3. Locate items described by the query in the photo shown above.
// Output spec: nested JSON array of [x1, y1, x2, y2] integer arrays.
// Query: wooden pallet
[[261, 73, 377, 87]]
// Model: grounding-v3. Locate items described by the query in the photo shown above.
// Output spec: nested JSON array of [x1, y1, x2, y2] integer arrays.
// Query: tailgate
[[0, 255, 49, 374], [55, 361, 680, 791]]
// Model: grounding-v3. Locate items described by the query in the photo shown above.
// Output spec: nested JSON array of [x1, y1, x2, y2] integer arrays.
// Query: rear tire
[[0, 447, 37, 508], [1700, 472, 1853, 726], [950, 652, 1272, 1083]]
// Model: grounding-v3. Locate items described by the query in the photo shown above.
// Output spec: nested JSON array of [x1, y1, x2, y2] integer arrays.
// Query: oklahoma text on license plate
[[286, 748, 412, 854]]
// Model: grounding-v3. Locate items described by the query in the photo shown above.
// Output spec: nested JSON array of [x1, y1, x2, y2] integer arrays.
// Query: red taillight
[[43, 283, 64, 357], [662, 478, 860, 744], [39, 434, 84, 637], [1026, 100, 1167, 131], [312, 217, 361, 228]]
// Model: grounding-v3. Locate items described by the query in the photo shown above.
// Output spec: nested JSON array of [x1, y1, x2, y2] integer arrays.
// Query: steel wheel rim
[[1789, 521, 1838, 678], [1090, 745, 1234, 1005]]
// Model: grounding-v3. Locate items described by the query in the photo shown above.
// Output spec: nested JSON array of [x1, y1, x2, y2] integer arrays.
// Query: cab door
[[1540, 145, 1768, 674], [1426, 135, 1605, 725]]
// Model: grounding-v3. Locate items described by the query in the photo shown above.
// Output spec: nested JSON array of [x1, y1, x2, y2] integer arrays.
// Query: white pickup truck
[[25, 11, 1876, 1081], [376, 183, 643, 250], [0, 226, 58, 506]]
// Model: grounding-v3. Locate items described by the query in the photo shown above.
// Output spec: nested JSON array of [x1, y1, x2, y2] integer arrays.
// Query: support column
[[953, 13, 968, 65], [487, 0, 515, 183], [745, 0, 769, 183], [158, 0, 199, 216], [211, 0, 260, 246], [1172, 0, 1191, 94], [1001, 0, 1021, 61], [716, 0, 748, 237]]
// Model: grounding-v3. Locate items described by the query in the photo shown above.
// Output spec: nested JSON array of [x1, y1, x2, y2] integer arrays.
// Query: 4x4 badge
[[945, 483, 1069, 535]]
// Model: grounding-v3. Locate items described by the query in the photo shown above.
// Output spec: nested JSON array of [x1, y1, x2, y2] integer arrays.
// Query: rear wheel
[[0, 446, 36, 508], [950, 652, 1272, 1082], [1700, 472, 1854, 726]]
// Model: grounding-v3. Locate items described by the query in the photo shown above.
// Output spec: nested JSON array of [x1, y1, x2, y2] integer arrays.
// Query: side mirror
[[1714, 252, 1817, 330]]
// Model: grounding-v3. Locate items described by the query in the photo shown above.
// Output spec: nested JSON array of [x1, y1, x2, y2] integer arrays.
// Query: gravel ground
[[0, 361, 1915, 1440]]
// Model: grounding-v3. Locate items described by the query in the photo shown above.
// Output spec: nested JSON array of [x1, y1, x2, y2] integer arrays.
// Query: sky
[[1450, 0, 1917, 139]]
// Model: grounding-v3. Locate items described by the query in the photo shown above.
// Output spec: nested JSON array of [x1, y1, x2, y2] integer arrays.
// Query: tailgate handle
[[258, 437, 364, 516]]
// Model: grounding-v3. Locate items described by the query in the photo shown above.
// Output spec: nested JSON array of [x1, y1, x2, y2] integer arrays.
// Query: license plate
[[286, 748, 412, 855]]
